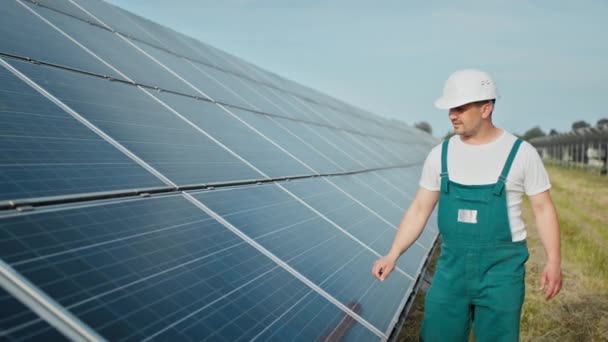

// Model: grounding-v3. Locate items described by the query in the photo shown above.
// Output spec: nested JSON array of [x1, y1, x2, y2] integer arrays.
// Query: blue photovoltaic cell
[[151, 91, 312, 178], [192, 41, 267, 79], [282, 177, 428, 277], [273, 118, 362, 171], [7, 59, 262, 186], [191, 184, 413, 333], [30, 0, 96, 23], [0, 288, 67, 341], [352, 172, 412, 210], [229, 108, 341, 174], [252, 291, 378, 341], [171, 35, 238, 72], [23, 2, 198, 96], [367, 136, 411, 164], [204, 71, 282, 115], [0, 1, 121, 79], [68, 0, 169, 48], [334, 131, 389, 167], [295, 99, 349, 128], [155, 271, 379, 342], [197, 64, 285, 115], [235, 81, 298, 117], [128, 41, 256, 110], [213, 54, 274, 85], [0, 195, 377, 341], [343, 135, 389, 164], [379, 167, 422, 196], [251, 86, 319, 122], [315, 126, 380, 169], [359, 119, 389, 138], [327, 174, 406, 227], [376, 168, 440, 250], [44, 0, 196, 61], [96, 4, 214, 65], [374, 168, 439, 249], [390, 140, 428, 164], [292, 101, 339, 128], [0, 60, 163, 202], [236, 77, 304, 119], [309, 105, 360, 133], [346, 116, 379, 137]]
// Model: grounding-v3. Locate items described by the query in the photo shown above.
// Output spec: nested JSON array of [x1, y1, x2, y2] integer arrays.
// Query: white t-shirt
[[419, 130, 551, 241]]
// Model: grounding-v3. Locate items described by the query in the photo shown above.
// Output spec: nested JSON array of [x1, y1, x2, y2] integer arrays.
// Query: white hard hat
[[434, 69, 499, 109]]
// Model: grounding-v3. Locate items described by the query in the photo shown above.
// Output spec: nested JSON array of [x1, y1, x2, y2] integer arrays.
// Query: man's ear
[[481, 101, 493, 119]]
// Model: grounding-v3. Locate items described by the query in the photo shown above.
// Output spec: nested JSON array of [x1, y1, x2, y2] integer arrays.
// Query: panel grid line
[[62, 3, 321, 180], [323, 177, 428, 251], [276, 184, 414, 280], [1, 3, 439, 340], [181, 192, 386, 339], [0, 56, 176, 188], [0, 48, 413, 146], [0, 259, 105, 342], [61, 0, 398, 130]]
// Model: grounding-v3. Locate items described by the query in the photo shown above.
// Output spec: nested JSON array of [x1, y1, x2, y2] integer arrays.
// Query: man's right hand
[[372, 254, 398, 282]]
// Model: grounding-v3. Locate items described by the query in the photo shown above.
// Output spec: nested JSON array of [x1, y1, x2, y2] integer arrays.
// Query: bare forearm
[[372, 188, 438, 281], [530, 191, 562, 300], [535, 203, 561, 263], [531, 192, 561, 264], [388, 203, 432, 259]]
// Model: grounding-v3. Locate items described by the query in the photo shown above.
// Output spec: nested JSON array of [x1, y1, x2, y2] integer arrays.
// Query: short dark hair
[[472, 99, 495, 106]]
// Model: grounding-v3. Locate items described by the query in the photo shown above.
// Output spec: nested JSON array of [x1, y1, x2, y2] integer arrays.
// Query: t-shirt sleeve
[[419, 145, 441, 192], [522, 142, 552, 196]]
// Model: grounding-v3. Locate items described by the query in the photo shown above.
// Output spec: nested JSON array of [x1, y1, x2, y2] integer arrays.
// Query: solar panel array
[[0, 0, 439, 340]]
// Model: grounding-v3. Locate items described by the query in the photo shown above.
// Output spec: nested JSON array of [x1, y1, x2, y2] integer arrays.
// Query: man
[[372, 69, 562, 341]]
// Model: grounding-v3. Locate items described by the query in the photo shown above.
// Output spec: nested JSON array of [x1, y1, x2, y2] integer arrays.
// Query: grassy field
[[397, 165, 608, 341]]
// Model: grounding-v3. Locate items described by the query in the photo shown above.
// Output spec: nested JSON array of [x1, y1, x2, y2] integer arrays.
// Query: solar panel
[[29, 0, 95, 22], [0, 1, 121, 78], [272, 118, 363, 171], [1, 288, 66, 341], [229, 108, 342, 174], [328, 175, 410, 227], [268, 90, 332, 123], [0, 60, 163, 203], [190, 185, 413, 334], [1, 195, 380, 341], [280, 177, 428, 277], [23, 2, 200, 96], [151, 91, 312, 178], [1, 1, 439, 340], [6, 59, 263, 186]]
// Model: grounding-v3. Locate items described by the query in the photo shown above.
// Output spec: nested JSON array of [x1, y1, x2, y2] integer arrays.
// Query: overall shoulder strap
[[493, 138, 524, 195], [440, 139, 450, 193]]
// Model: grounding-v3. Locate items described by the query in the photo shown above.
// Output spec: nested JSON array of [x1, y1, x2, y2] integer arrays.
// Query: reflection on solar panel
[[0, 0, 439, 340]]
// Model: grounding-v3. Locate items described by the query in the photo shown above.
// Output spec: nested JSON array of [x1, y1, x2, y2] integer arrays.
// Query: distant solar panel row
[[0, 0, 438, 341]]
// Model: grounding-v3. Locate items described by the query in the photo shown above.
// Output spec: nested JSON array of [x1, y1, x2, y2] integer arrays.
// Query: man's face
[[448, 101, 491, 136]]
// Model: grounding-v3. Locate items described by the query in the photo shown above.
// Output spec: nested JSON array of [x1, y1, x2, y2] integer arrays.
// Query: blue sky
[[106, 0, 608, 137]]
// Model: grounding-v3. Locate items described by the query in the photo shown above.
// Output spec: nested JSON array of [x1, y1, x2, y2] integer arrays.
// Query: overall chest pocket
[[452, 184, 494, 204]]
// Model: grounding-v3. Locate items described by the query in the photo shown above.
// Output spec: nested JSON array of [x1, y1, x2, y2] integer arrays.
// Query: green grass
[[520, 166, 608, 341], [397, 165, 608, 341]]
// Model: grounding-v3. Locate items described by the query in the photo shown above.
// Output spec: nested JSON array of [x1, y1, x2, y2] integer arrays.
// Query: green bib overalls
[[421, 138, 529, 342]]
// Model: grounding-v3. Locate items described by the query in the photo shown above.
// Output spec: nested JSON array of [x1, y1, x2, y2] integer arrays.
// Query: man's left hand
[[540, 261, 562, 300]]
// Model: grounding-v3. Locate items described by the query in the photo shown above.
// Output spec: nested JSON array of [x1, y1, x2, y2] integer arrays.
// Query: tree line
[[519, 118, 608, 141], [413, 118, 608, 141]]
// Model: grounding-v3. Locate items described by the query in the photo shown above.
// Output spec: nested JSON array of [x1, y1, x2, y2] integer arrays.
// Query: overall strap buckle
[[493, 176, 507, 195], [440, 139, 450, 193], [494, 139, 523, 196], [440, 172, 450, 193]]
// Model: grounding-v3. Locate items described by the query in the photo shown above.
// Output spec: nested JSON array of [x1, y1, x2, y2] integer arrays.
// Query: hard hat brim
[[434, 96, 497, 110]]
